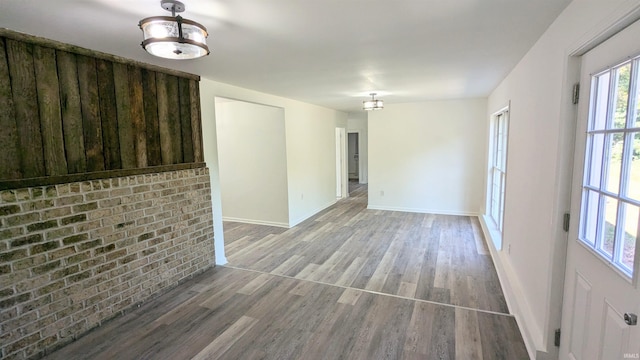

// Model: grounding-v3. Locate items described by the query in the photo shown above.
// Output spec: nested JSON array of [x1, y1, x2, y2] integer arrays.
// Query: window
[[579, 55, 640, 278], [489, 108, 509, 233]]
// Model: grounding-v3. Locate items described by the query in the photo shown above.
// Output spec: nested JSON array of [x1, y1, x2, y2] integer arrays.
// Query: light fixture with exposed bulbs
[[139, 0, 210, 60]]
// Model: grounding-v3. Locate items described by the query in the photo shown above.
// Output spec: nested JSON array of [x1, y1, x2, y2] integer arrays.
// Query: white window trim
[[485, 105, 510, 250]]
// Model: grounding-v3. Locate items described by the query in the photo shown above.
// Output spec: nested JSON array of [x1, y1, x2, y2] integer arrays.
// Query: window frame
[[578, 55, 640, 280], [488, 107, 510, 239]]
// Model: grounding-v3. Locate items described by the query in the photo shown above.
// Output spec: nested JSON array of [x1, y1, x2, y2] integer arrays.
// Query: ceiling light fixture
[[139, 0, 210, 60], [363, 93, 384, 111]]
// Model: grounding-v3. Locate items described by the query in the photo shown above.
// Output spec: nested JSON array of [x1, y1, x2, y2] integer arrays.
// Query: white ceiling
[[0, 0, 571, 112]]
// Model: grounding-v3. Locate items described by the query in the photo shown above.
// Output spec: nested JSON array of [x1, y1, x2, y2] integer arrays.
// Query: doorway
[[348, 132, 360, 181], [214, 97, 289, 227]]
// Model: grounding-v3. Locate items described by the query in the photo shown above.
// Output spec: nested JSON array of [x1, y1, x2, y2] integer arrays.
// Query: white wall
[[368, 99, 487, 215], [347, 112, 369, 184], [199, 78, 348, 248], [481, 1, 640, 358], [284, 103, 348, 225], [215, 98, 289, 227]]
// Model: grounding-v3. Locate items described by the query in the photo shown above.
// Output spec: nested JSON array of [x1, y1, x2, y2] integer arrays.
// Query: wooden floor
[[225, 182, 508, 314], [46, 182, 528, 360]]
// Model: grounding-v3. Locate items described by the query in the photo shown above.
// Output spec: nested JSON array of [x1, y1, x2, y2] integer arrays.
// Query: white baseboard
[[222, 216, 289, 228], [479, 214, 541, 360], [366, 204, 478, 216], [215, 254, 228, 266]]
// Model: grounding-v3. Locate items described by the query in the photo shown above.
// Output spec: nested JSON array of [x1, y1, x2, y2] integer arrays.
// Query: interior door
[[560, 19, 640, 360]]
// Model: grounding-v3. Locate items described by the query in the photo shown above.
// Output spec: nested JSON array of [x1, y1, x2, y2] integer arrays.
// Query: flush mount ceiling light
[[139, 0, 210, 60], [363, 93, 384, 111]]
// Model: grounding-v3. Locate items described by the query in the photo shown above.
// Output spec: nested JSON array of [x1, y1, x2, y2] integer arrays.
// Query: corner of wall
[[288, 198, 336, 228]]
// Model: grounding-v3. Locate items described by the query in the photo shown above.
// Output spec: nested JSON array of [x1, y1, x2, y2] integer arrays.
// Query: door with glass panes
[[560, 19, 640, 360]]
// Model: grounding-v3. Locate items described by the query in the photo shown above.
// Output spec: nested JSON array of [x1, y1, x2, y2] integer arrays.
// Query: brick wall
[[0, 168, 215, 359]]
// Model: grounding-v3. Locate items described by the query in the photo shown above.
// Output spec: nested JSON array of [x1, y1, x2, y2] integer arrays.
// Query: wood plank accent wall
[[0, 29, 204, 188]]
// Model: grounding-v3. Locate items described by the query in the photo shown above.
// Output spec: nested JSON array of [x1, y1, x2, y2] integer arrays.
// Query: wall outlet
[[380, 190, 384, 196], [507, 244, 511, 254], [301, 193, 304, 200]]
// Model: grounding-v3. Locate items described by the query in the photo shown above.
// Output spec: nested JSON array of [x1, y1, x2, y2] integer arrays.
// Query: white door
[[560, 19, 640, 360]]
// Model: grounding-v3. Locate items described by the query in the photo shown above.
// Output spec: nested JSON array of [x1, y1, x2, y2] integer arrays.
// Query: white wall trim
[[569, 2, 640, 57], [485, 103, 511, 251], [479, 214, 540, 360], [367, 205, 478, 217], [336, 127, 348, 200], [222, 216, 290, 229], [289, 199, 337, 227]]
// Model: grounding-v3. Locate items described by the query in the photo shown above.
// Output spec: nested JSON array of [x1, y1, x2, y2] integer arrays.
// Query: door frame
[[556, 4, 640, 359], [336, 127, 348, 199]]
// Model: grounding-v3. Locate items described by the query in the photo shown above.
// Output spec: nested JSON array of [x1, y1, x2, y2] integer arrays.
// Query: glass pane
[[627, 133, 640, 201], [499, 173, 506, 226], [591, 72, 610, 130], [586, 134, 605, 188], [496, 144, 503, 170], [600, 196, 618, 258], [493, 119, 500, 167], [182, 23, 208, 44], [618, 203, 638, 272], [635, 61, 640, 128], [141, 20, 180, 39], [604, 133, 624, 194], [500, 116, 508, 169], [611, 63, 631, 129], [492, 170, 501, 196], [581, 190, 599, 246], [495, 116, 506, 170], [491, 169, 500, 221]]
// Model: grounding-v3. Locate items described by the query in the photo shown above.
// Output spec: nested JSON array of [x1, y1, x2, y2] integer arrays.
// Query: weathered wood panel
[[0, 30, 204, 185], [6, 39, 45, 178], [113, 62, 136, 169], [34, 45, 68, 176], [156, 72, 173, 165], [166, 74, 183, 164], [128, 66, 148, 168], [57, 51, 87, 174], [0, 38, 21, 179], [190, 80, 204, 163], [142, 69, 162, 166], [179, 77, 194, 163], [97, 59, 121, 170], [77, 55, 105, 172]]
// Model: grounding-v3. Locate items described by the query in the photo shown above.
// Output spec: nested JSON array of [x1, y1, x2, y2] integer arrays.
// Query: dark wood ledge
[[0, 163, 207, 190]]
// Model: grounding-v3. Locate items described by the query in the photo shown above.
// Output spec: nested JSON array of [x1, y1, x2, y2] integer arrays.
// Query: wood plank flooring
[[225, 182, 508, 314], [45, 267, 527, 360], [45, 182, 528, 359]]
